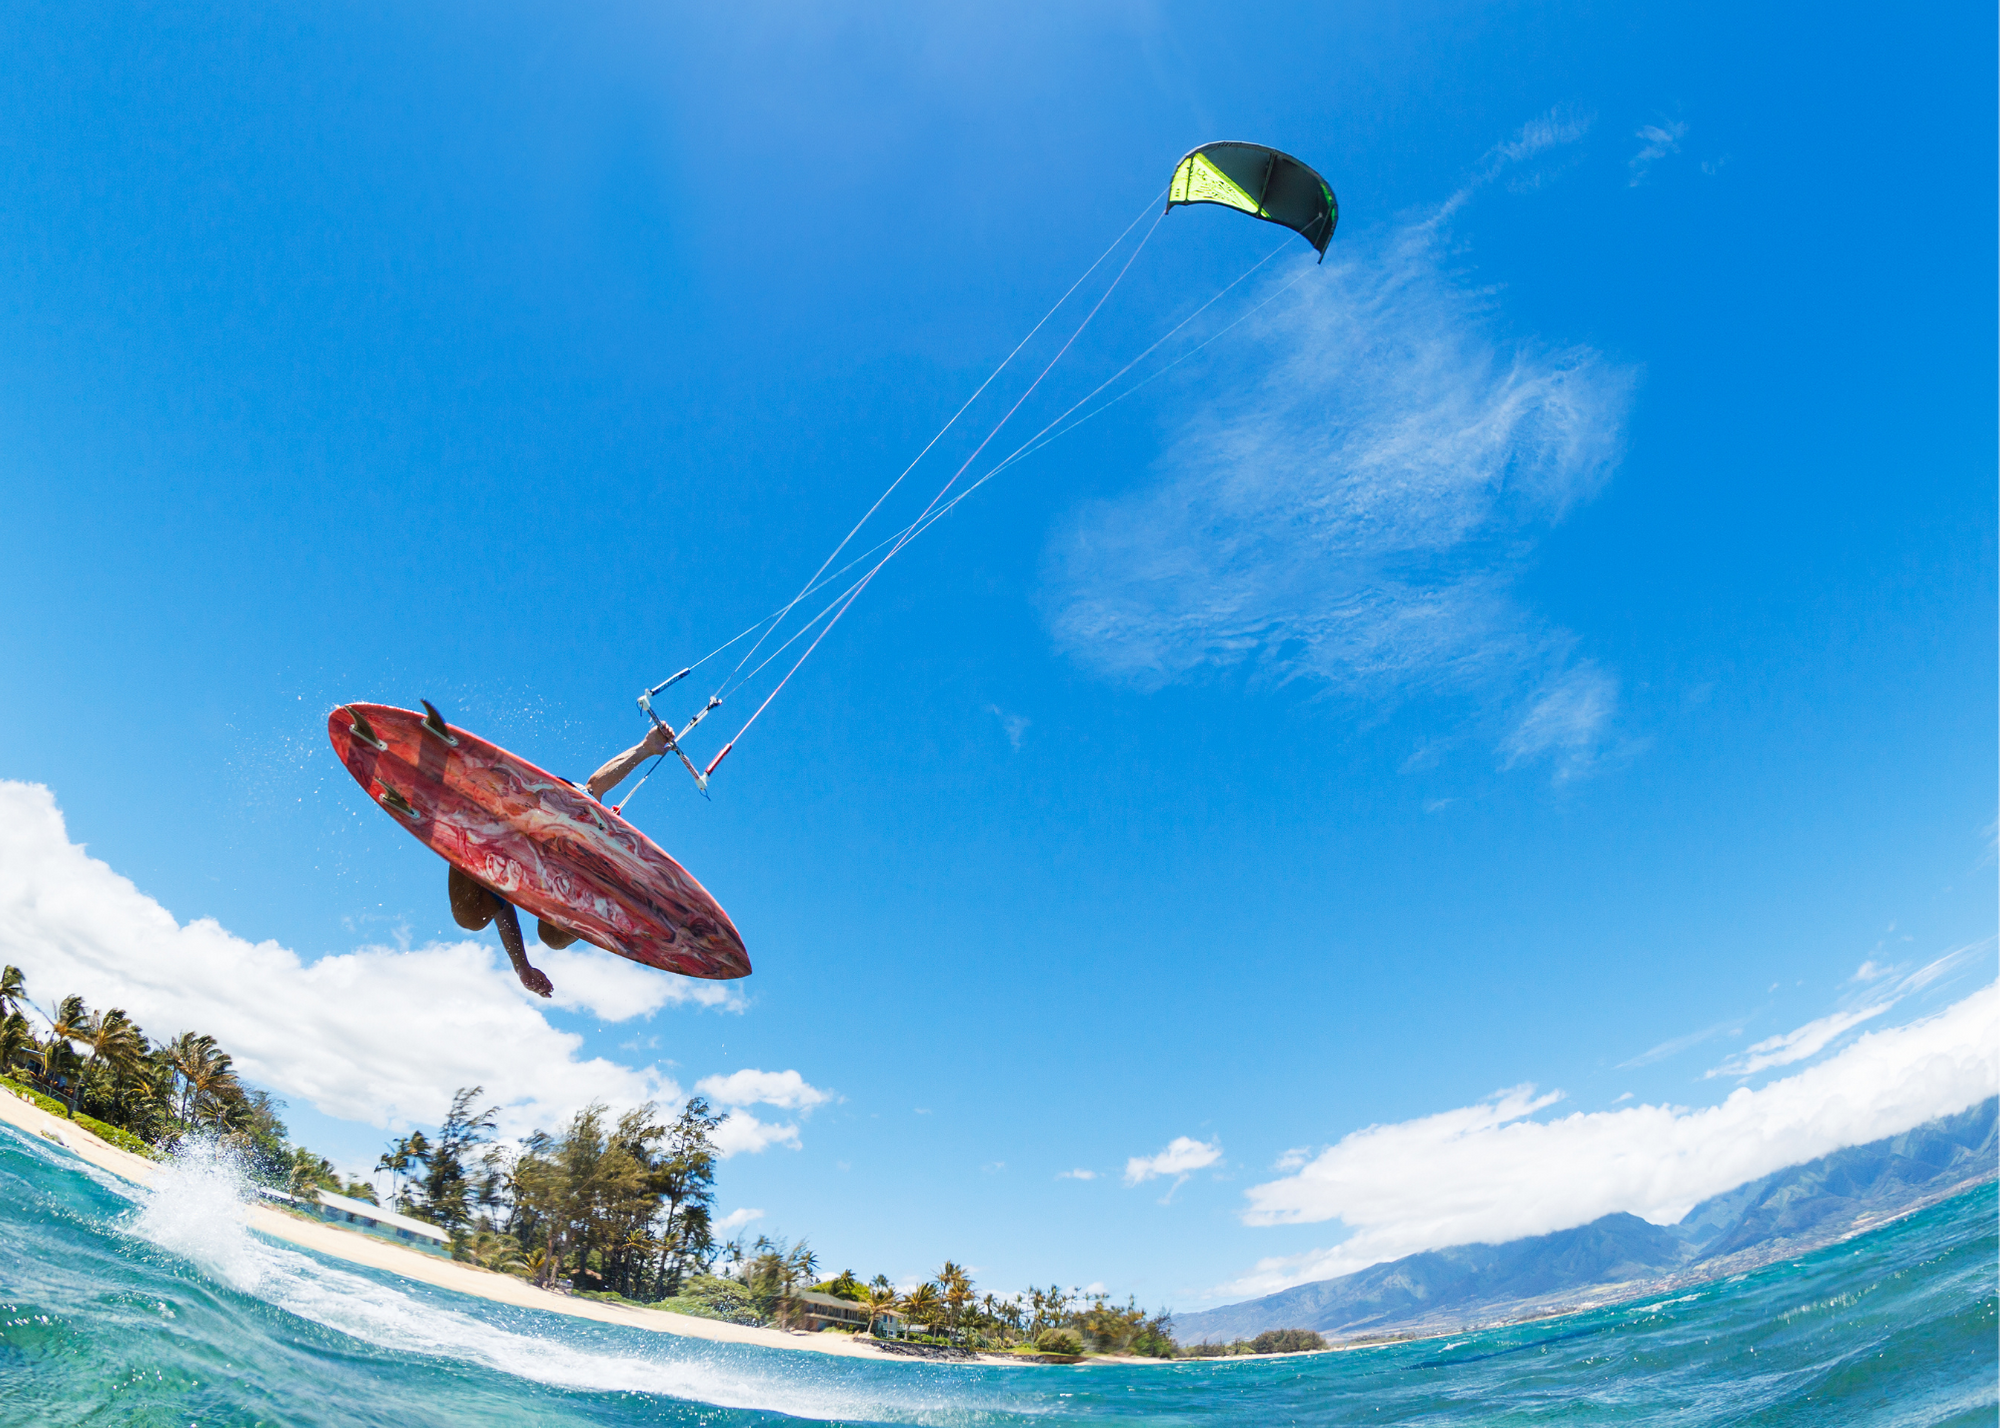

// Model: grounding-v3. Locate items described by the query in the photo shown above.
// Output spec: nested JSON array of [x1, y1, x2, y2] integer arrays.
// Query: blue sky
[[1, 1, 1993, 1310]]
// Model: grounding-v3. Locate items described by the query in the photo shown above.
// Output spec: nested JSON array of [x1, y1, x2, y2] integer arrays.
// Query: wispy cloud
[[1125, 1135, 1222, 1186], [1043, 157, 1637, 779], [1702, 942, 1991, 1079], [1704, 1003, 1893, 1078], [1499, 662, 1623, 782], [1628, 120, 1687, 186], [714, 1207, 765, 1234], [1056, 1168, 1098, 1181], [1617, 1017, 1743, 1070], [986, 704, 1031, 750], [1218, 982, 1998, 1301], [1437, 105, 1597, 219]]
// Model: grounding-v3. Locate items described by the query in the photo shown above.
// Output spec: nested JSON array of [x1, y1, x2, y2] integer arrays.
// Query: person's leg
[[492, 901, 553, 998], [536, 918, 579, 950], [448, 865, 498, 931]]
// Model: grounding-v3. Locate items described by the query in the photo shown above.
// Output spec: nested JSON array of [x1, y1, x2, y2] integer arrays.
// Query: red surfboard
[[327, 703, 749, 980]]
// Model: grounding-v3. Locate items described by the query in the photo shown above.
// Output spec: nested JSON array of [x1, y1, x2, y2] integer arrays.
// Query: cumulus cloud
[[0, 780, 726, 1139], [712, 1113, 801, 1158], [1220, 982, 1998, 1300], [713, 1207, 766, 1234], [693, 1067, 834, 1158], [1125, 1135, 1223, 1186], [535, 943, 744, 1019], [695, 1068, 834, 1111], [1042, 173, 1636, 779]]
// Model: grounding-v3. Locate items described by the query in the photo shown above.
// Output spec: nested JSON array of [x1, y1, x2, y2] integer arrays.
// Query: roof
[[313, 1188, 451, 1242], [796, 1291, 903, 1318]]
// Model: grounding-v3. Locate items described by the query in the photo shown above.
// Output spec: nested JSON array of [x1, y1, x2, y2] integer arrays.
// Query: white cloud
[[1042, 192, 1636, 780], [713, 1207, 765, 1234], [1499, 663, 1621, 781], [1125, 1136, 1222, 1186], [1437, 106, 1596, 218], [535, 943, 744, 1019], [1628, 120, 1687, 185], [712, 1112, 801, 1158], [1056, 1168, 1098, 1181], [1617, 1018, 1741, 1070], [690, 1069, 833, 1158], [1705, 1003, 1894, 1078], [1221, 983, 1998, 1300], [1853, 960, 1889, 982], [0, 780, 714, 1139], [1273, 1147, 1314, 1171], [985, 704, 1031, 750], [694, 1068, 833, 1112]]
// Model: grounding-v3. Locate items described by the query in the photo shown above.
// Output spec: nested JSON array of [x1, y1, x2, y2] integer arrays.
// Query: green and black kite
[[1167, 142, 1339, 258]]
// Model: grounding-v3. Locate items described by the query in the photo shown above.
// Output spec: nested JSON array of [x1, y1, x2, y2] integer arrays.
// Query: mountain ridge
[[1176, 1097, 1998, 1344]]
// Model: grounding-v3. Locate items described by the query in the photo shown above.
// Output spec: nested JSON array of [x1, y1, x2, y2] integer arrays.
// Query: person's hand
[[642, 724, 672, 756]]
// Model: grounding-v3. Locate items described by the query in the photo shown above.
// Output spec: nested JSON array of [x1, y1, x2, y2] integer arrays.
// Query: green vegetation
[[722, 1241, 1178, 1356], [425, 1089, 727, 1303], [4, 964, 1189, 1360], [1182, 1328, 1329, 1357], [0, 966, 337, 1179]]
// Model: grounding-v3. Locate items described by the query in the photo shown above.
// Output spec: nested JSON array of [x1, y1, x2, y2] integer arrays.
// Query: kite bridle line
[[623, 201, 1313, 806], [617, 191, 1166, 815], [706, 190, 1170, 703], [698, 205, 1170, 781]]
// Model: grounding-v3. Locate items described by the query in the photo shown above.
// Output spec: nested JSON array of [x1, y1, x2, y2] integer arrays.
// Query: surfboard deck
[[327, 703, 749, 980]]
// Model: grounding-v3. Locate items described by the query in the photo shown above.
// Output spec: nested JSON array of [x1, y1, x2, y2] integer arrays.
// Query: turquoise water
[[1, 1125, 1994, 1426]]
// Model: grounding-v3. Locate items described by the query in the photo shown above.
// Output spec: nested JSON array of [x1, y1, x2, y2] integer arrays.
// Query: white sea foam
[[125, 1141, 1025, 1424]]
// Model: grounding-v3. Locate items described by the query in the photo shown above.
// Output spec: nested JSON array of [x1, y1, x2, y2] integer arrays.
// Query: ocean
[[2, 1124, 1993, 1426]]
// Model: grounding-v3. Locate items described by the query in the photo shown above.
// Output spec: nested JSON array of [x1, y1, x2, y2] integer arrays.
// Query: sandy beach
[[0, 1087, 1028, 1365]]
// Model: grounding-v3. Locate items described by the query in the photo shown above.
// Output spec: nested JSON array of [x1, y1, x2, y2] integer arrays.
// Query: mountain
[[1176, 1097, 1998, 1345]]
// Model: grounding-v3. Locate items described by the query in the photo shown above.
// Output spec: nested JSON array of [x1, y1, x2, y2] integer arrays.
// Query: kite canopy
[[1167, 142, 1338, 258]]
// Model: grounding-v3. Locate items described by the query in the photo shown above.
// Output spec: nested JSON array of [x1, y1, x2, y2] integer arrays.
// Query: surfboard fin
[[375, 783, 421, 820], [344, 706, 387, 752], [420, 699, 460, 747]]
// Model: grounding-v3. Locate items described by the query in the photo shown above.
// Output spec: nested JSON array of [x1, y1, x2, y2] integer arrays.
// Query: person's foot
[[515, 962, 554, 998]]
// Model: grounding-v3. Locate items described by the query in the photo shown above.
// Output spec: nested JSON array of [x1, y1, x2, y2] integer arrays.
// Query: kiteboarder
[[449, 724, 675, 998]]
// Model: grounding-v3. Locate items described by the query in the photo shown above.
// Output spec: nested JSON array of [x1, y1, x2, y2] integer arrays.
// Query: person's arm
[[586, 725, 671, 800]]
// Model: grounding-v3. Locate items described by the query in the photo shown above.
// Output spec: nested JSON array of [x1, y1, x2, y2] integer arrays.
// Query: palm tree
[[163, 1032, 240, 1129], [938, 1261, 973, 1342], [40, 995, 89, 1106], [0, 965, 26, 1021], [67, 1007, 146, 1116], [903, 1282, 943, 1338], [0, 1011, 35, 1080], [862, 1283, 903, 1338]]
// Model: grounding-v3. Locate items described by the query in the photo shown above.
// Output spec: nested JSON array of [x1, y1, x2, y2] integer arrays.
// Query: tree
[[650, 1096, 724, 1294], [862, 1283, 903, 1338], [40, 995, 88, 1103], [162, 1032, 243, 1130], [0, 1011, 36, 1078], [287, 1148, 341, 1199], [937, 1261, 973, 1342], [414, 1087, 498, 1232], [67, 1007, 146, 1115], [376, 1130, 432, 1210], [902, 1282, 943, 1337], [0, 965, 26, 1021]]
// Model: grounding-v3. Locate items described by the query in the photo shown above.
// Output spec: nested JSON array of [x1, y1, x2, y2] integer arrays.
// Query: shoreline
[[0, 1089, 1040, 1366]]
